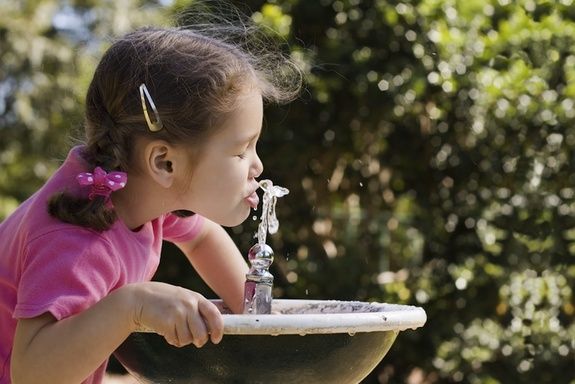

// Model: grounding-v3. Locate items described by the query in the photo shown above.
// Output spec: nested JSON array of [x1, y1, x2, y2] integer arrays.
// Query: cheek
[[191, 162, 244, 200], [183, 158, 257, 226], [217, 166, 246, 197]]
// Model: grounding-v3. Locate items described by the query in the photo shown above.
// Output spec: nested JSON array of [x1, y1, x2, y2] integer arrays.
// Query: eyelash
[[237, 141, 258, 159]]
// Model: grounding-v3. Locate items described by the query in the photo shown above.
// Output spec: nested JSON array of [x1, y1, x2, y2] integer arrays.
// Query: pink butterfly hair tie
[[76, 167, 127, 201]]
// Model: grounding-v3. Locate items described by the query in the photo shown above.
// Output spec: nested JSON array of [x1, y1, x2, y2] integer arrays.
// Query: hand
[[127, 282, 224, 348]]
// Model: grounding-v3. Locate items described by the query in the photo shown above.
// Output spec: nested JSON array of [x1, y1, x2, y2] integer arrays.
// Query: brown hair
[[48, 23, 301, 231]]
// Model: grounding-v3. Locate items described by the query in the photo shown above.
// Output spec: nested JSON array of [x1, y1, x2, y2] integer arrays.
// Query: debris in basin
[[279, 301, 386, 315]]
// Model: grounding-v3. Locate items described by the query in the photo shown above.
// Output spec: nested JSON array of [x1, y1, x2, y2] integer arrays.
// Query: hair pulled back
[[49, 15, 302, 231]]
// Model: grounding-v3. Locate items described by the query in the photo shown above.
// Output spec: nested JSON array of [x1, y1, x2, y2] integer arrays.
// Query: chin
[[226, 208, 252, 227], [225, 212, 252, 227], [205, 207, 252, 228]]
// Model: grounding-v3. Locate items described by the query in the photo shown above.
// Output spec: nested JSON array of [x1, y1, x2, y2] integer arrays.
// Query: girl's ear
[[145, 141, 175, 188]]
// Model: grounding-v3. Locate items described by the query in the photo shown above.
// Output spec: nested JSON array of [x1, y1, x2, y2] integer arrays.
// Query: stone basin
[[114, 299, 426, 384]]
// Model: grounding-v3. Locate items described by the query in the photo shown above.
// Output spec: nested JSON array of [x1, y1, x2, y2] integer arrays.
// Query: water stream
[[256, 179, 289, 245], [243, 179, 289, 314]]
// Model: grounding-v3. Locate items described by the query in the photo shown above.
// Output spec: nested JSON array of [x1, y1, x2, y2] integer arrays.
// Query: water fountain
[[114, 180, 427, 384]]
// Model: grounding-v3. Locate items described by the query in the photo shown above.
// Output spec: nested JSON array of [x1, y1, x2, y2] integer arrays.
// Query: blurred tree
[[218, 0, 575, 383], [1, 0, 85, 215], [0, 0, 167, 217]]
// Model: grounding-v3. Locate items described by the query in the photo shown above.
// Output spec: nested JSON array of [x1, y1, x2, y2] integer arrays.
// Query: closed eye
[[235, 135, 259, 160]]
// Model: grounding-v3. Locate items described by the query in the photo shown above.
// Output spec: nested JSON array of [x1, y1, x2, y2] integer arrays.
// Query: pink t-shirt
[[0, 147, 204, 384]]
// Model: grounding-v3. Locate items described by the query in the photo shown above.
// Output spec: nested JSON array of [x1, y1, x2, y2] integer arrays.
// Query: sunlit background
[[1, 0, 574, 383]]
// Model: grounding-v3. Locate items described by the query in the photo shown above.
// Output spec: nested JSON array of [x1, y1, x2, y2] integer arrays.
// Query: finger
[[175, 316, 194, 347], [187, 310, 210, 348], [164, 324, 181, 347], [198, 300, 224, 344]]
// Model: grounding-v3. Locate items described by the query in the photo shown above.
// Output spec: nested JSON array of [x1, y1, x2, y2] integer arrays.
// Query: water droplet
[[348, 332, 356, 336], [252, 215, 257, 221], [305, 289, 309, 295]]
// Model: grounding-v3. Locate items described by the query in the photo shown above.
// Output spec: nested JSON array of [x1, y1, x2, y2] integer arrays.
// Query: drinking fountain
[[114, 180, 427, 384]]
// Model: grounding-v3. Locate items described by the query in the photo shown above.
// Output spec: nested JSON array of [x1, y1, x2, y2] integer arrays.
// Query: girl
[[0, 24, 300, 384]]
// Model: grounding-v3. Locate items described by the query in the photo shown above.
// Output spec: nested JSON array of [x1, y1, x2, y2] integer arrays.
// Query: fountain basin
[[114, 299, 426, 384]]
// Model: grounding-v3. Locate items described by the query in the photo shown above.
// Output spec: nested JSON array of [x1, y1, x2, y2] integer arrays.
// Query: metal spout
[[243, 243, 274, 314]]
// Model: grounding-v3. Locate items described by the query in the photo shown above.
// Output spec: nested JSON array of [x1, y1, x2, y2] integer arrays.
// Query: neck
[[111, 174, 170, 230]]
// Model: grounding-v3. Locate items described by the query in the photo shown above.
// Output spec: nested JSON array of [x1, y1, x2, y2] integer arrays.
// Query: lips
[[245, 190, 260, 209]]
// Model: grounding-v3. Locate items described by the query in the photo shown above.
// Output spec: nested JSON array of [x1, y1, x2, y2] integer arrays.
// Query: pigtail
[[48, 82, 127, 232], [47, 193, 117, 232]]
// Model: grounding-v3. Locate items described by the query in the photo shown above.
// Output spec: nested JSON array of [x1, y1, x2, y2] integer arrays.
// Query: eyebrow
[[236, 131, 261, 145]]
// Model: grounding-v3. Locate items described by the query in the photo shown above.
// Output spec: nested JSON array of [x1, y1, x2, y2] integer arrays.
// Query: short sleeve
[[14, 229, 120, 321], [161, 213, 205, 244]]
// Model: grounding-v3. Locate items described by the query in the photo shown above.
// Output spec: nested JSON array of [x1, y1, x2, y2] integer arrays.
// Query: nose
[[252, 152, 264, 179]]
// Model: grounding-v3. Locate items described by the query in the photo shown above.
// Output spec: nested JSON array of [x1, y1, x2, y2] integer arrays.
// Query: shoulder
[[160, 212, 205, 243], [15, 226, 123, 321], [27, 224, 111, 245], [24, 225, 119, 268]]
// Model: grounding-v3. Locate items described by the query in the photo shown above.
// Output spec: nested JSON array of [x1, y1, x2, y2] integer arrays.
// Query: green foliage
[[1, 0, 574, 383], [0, 0, 168, 211], [0, 0, 86, 203], [230, 0, 575, 382]]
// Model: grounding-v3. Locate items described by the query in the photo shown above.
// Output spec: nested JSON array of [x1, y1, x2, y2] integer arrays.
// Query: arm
[[175, 218, 249, 314], [11, 289, 133, 384], [11, 282, 223, 384]]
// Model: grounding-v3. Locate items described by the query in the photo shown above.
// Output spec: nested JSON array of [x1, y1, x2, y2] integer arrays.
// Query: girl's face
[[179, 90, 264, 226]]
